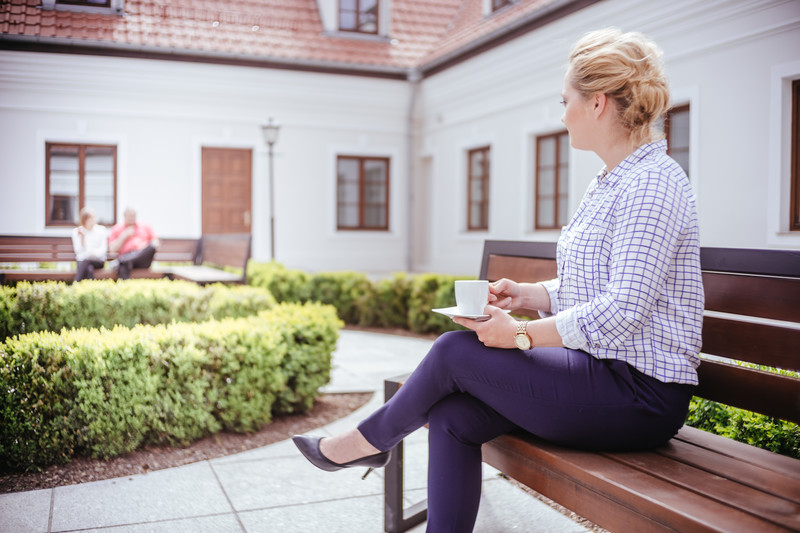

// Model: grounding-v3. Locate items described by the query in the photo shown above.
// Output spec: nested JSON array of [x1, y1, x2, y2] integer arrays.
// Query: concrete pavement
[[0, 330, 591, 533]]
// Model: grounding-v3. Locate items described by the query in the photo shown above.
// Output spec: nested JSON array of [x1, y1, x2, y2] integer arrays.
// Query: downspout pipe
[[406, 67, 421, 273]]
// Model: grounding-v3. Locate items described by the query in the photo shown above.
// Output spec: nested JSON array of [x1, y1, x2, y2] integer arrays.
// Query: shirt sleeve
[[71, 228, 87, 260], [568, 169, 688, 351], [537, 278, 560, 317]]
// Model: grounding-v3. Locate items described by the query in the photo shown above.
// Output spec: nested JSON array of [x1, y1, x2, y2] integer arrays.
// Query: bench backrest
[[0, 235, 77, 263], [0, 235, 200, 264], [194, 233, 251, 277], [479, 240, 800, 425]]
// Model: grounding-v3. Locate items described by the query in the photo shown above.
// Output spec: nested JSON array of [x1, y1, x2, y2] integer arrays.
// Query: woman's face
[[83, 215, 96, 230], [560, 73, 595, 151]]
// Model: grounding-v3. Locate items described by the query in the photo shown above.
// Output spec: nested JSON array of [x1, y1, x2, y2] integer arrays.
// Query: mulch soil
[[0, 392, 372, 494]]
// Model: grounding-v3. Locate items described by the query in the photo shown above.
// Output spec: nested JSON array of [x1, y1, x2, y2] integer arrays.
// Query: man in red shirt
[[108, 207, 160, 279]]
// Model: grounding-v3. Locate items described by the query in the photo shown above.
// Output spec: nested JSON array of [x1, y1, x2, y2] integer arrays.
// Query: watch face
[[514, 334, 531, 350]]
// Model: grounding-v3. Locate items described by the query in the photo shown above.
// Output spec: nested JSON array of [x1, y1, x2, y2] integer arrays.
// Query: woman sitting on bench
[[293, 28, 704, 532], [71, 207, 108, 282]]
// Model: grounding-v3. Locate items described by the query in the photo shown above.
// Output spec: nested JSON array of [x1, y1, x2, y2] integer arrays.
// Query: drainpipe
[[406, 68, 421, 273]]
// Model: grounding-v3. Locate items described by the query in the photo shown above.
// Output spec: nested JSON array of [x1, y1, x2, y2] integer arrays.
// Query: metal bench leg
[[384, 376, 427, 533]]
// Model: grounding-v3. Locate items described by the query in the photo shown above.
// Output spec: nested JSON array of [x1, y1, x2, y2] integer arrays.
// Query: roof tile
[[0, 0, 571, 72]]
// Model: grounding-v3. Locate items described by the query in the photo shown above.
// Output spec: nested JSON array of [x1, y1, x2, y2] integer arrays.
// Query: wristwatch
[[514, 320, 532, 350]]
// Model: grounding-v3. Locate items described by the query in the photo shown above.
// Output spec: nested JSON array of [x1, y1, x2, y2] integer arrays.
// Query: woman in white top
[[71, 207, 108, 281]]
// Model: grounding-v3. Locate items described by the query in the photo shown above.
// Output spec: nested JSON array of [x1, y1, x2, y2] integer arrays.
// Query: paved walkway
[[0, 330, 590, 533]]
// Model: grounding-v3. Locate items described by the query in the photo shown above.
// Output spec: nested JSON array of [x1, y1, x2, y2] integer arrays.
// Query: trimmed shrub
[[369, 273, 413, 329], [247, 261, 312, 303], [0, 302, 342, 472], [407, 273, 464, 334], [0, 279, 276, 340], [307, 271, 374, 325]]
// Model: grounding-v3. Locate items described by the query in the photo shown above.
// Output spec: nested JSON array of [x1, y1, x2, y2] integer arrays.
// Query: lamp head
[[261, 118, 280, 146]]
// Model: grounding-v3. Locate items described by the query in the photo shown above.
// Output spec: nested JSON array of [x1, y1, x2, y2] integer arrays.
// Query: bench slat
[[695, 359, 800, 424], [484, 255, 557, 284], [658, 432, 800, 503], [702, 315, 800, 371], [673, 426, 800, 477], [483, 432, 793, 533], [608, 450, 800, 530], [703, 272, 800, 323]]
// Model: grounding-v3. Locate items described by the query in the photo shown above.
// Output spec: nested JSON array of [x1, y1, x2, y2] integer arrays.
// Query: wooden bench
[[169, 233, 251, 285], [384, 240, 800, 533], [0, 233, 250, 285]]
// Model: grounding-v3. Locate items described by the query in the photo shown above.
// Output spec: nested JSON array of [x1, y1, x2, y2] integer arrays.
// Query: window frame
[[336, 154, 390, 231], [338, 0, 379, 35], [57, 0, 111, 7], [42, 0, 124, 15], [664, 103, 691, 177], [534, 131, 569, 230], [467, 146, 491, 231], [491, 0, 514, 12], [791, 79, 800, 231], [45, 142, 118, 228]]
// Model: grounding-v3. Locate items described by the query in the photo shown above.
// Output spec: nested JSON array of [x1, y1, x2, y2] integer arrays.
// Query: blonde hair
[[568, 28, 670, 145], [79, 206, 96, 226]]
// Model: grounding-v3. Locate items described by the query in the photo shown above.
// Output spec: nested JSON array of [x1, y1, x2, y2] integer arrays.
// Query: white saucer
[[432, 306, 511, 321]]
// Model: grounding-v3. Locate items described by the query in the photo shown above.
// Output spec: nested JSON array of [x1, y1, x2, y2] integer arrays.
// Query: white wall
[[0, 51, 412, 273], [415, 0, 800, 274]]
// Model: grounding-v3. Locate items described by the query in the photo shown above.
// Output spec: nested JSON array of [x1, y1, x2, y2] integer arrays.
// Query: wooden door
[[201, 147, 252, 234]]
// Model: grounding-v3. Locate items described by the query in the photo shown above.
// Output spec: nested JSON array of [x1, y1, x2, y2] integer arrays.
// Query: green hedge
[[247, 262, 465, 334], [0, 302, 342, 472], [0, 279, 276, 340], [686, 398, 800, 458]]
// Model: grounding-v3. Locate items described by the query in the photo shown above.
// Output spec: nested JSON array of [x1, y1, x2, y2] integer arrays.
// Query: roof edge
[[419, 0, 604, 78], [0, 34, 413, 81]]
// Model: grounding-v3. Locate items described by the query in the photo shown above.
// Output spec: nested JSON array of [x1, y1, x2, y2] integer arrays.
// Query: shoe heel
[[361, 467, 374, 480]]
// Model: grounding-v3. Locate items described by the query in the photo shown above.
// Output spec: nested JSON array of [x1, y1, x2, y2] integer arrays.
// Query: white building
[[1, 0, 799, 276]]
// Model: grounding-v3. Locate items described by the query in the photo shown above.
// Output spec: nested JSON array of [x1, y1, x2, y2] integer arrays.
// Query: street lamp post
[[261, 118, 280, 261]]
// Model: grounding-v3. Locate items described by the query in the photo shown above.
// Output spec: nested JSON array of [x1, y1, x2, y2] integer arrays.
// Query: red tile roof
[[0, 0, 591, 76]]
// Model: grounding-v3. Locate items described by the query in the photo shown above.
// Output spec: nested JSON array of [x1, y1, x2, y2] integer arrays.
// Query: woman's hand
[[488, 279, 524, 310], [452, 305, 518, 349]]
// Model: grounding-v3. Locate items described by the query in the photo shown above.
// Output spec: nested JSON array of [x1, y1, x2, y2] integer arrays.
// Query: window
[[339, 0, 378, 34], [535, 132, 569, 229], [337, 155, 389, 230], [57, 0, 110, 6], [665, 104, 690, 176], [42, 0, 124, 14], [467, 147, 490, 231], [791, 80, 800, 231], [45, 143, 117, 227], [492, 0, 514, 12]]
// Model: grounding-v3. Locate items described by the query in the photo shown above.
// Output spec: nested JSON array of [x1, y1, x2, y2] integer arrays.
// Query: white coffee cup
[[454, 280, 489, 315]]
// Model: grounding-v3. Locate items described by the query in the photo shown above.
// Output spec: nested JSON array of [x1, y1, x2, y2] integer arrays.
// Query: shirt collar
[[596, 139, 667, 185]]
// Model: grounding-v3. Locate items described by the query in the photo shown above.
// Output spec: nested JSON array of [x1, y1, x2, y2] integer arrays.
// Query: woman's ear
[[593, 93, 608, 118]]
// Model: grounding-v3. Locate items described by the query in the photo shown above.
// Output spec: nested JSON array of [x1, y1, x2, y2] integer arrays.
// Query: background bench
[[0, 233, 250, 284], [384, 240, 800, 533]]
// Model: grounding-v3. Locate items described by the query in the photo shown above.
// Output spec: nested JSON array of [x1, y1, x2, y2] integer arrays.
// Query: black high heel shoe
[[292, 434, 390, 479]]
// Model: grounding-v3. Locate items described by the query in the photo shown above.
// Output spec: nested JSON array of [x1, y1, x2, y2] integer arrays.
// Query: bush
[[307, 271, 375, 326], [0, 302, 342, 471], [0, 280, 276, 340], [369, 273, 413, 329], [687, 398, 800, 459], [407, 273, 465, 334], [248, 262, 471, 334], [247, 261, 312, 303]]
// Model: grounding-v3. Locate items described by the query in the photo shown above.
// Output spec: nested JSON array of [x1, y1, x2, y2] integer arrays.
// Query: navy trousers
[[358, 330, 693, 532]]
